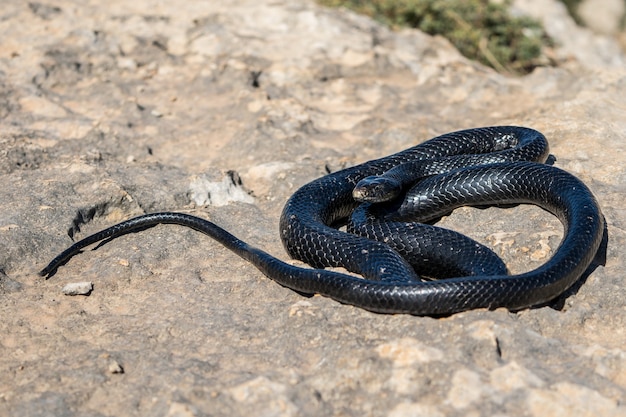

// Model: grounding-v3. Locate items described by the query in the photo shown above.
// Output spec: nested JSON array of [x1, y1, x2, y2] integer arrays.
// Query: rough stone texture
[[513, 0, 626, 68], [578, 0, 625, 35], [0, 1, 624, 416]]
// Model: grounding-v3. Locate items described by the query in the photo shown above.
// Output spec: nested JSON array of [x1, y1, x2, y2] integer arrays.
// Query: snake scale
[[40, 126, 605, 315]]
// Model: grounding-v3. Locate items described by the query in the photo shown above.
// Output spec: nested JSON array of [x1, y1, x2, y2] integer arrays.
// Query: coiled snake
[[40, 126, 604, 315]]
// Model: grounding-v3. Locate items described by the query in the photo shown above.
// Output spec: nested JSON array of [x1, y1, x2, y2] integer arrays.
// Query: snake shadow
[[534, 154, 608, 311], [539, 217, 608, 312]]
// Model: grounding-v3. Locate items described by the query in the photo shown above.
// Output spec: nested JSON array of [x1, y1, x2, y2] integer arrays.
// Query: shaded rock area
[[0, 1, 624, 416]]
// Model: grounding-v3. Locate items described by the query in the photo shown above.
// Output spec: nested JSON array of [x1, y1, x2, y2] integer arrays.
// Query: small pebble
[[108, 360, 124, 374], [61, 282, 93, 296]]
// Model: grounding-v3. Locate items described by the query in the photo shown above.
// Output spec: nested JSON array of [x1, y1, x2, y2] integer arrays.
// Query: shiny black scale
[[40, 126, 604, 315]]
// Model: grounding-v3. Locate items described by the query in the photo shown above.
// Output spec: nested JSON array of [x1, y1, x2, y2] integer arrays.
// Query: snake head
[[353, 176, 402, 203]]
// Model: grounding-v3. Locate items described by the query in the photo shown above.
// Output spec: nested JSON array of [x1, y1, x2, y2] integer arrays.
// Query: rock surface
[[1, 1, 624, 416]]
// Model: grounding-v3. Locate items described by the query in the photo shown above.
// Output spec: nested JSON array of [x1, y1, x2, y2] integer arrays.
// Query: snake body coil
[[40, 127, 604, 315]]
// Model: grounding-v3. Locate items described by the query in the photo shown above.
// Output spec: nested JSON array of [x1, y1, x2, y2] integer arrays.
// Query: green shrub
[[318, 0, 552, 74]]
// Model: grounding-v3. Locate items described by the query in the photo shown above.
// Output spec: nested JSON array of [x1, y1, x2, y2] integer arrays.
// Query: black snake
[[40, 126, 605, 315]]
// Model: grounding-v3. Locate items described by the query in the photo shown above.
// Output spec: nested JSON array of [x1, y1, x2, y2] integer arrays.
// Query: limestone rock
[[61, 281, 94, 296], [513, 0, 626, 68], [0, 1, 624, 416]]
